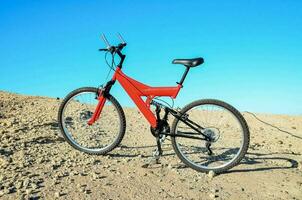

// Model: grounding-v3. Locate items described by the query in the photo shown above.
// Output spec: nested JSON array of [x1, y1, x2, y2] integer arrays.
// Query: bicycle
[[58, 33, 250, 173]]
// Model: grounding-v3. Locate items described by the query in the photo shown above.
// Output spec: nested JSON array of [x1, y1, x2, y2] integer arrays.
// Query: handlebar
[[99, 33, 127, 68], [99, 33, 127, 53]]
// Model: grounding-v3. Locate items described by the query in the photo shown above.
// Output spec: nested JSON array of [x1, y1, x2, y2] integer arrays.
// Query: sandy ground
[[0, 91, 301, 200]]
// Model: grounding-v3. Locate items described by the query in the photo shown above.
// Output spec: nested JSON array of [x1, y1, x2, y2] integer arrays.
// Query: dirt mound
[[0, 91, 301, 199]]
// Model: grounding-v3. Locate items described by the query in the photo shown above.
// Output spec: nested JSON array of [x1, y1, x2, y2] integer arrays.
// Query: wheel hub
[[80, 110, 93, 121], [204, 127, 220, 142]]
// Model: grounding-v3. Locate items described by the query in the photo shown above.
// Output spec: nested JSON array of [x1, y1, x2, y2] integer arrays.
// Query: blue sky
[[0, 1, 301, 114]]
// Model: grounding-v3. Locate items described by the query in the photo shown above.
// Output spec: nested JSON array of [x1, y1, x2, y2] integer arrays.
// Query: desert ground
[[0, 90, 301, 200]]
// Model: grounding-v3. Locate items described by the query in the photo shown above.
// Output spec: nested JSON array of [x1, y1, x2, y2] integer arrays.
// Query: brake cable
[[153, 97, 174, 109], [104, 51, 116, 81]]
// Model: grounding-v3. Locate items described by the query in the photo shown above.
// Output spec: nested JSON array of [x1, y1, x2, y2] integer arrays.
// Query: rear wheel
[[58, 87, 126, 155], [171, 99, 249, 173]]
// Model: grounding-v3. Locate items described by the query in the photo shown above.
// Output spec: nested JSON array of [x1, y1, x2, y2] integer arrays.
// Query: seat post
[[177, 66, 190, 86]]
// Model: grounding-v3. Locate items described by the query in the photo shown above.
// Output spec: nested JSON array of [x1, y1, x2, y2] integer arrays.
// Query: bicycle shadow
[[107, 144, 170, 158], [25, 136, 65, 146], [14, 121, 65, 146], [14, 121, 60, 133], [142, 150, 299, 174], [225, 152, 298, 174]]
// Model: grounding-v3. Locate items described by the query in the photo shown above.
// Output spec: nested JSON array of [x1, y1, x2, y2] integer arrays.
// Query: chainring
[[150, 120, 170, 138]]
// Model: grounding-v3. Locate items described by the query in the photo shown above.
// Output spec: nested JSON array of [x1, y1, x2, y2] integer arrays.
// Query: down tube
[[116, 75, 157, 127]]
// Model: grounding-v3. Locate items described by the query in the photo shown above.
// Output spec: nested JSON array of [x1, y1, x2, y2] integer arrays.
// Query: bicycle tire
[[171, 99, 249, 173], [58, 87, 126, 155]]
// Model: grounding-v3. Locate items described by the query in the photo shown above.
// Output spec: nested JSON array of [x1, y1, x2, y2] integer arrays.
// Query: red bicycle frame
[[88, 67, 182, 128]]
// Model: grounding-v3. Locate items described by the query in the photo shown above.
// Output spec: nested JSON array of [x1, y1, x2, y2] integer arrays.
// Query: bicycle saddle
[[172, 57, 204, 67]]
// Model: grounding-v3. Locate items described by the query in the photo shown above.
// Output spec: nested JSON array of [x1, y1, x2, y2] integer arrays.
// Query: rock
[[3, 181, 13, 188], [2, 187, 11, 194], [55, 191, 62, 198], [93, 159, 101, 165], [18, 192, 26, 200], [0, 156, 11, 167], [209, 193, 216, 199], [298, 160, 302, 170], [25, 189, 32, 195], [105, 182, 112, 186], [77, 184, 87, 188], [15, 180, 23, 189], [211, 188, 219, 193], [5, 120, 12, 127], [84, 189, 91, 194], [208, 170, 216, 179], [92, 173, 99, 180], [37, 157, 44, 164], [79, 187, 86, 192], [31, 183, 38, 190], [80, 172, 88, 176], [0, 175, 6, 182], [23, 178, 31, 188], [167, 191, 175, 197]]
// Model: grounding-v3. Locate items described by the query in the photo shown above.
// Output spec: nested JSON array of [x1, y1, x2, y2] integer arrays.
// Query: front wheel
[[171, 99, 249, 173], [58, 87, 126, 155]]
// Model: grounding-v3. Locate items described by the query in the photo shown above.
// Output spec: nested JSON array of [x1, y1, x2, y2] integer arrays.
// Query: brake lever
[[99, 47, 115, 53]]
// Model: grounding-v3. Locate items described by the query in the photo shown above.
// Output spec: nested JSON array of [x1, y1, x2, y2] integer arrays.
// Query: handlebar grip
[[99, 48, 108, 51]]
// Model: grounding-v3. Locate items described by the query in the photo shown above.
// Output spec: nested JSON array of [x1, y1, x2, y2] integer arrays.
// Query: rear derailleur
[[204, 128, 221, 155]]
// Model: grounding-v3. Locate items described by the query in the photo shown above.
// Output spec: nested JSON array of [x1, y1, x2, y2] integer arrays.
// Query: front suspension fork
[[87, 95, 106, 125], [87, 80, 116, 125]]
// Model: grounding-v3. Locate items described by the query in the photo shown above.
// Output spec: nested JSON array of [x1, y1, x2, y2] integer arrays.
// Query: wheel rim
[[174, 103, 245, 170], [61, 91, 121, 152]]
